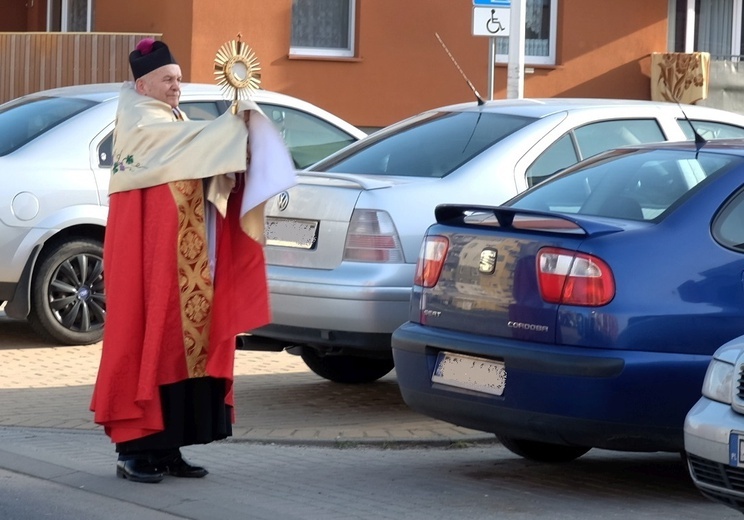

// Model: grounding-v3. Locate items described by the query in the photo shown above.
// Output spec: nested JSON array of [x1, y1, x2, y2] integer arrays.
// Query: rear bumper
[[248, 263, 415, 351], [267, 283, 411, 333], [391, 322, 712, 452]]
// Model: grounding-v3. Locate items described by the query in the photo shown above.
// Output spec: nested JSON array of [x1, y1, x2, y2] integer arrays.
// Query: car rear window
[[0, 96, 97, 156], [311, 111, 536, 178], [510, 148, 741, 221]]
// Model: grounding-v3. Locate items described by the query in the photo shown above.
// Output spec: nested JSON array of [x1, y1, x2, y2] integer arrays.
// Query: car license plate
[[431, 352, 506, 396], [265, 217, 319, 249], [729, 431, 744, 467]]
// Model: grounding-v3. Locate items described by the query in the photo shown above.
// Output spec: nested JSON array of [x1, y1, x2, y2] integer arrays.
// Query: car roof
[[16, 82, 301, 104], [435, 97, 737, 119], [7, 82, 366, 139]]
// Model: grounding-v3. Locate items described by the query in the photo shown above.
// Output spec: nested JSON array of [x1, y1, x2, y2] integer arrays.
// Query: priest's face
[[136, 64, 183, 109]]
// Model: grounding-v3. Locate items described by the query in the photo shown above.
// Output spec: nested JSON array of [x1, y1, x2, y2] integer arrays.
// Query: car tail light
[[413, 236, 449, 288], [536, 247, 615, 306], [343, 209, 404, 262]]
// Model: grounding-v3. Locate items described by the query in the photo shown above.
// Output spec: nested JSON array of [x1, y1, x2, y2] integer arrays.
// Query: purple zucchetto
[[129, 38, 178, 80]]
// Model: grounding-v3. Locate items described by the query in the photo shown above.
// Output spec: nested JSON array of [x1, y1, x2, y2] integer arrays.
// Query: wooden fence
[[0, 32, 160, 104]]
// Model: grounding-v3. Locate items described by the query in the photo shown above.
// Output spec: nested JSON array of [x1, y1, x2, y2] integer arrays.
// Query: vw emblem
[[277, 191, 290, 211]]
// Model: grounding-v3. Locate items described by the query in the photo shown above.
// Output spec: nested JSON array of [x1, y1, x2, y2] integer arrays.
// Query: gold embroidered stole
[[169, 177, 213, 378]]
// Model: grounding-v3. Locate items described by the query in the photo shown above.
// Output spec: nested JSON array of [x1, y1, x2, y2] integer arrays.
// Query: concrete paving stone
[[1, 309, 742, 519], [0, 313, 491, 446], [2, 426, 737, 520]]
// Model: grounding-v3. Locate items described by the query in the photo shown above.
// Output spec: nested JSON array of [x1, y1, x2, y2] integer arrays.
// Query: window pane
[[180, 102, 225, 121], [714, 189, 744, 250], [573, 120, 665, 160], [527, 134, 578, 187], [679, 119, 744, 139], [496, 0, 552, 57], [49, 0, 62, 31], [67, 0, 89, 31], [674, 0, 743, 55], [313, 111, 537, 178], [672, 0, 688, 52], [741, 0, 744, 55], [292, 0, 350, 50], [259, 104, 357, 169], [0, 96, 97, 156], [696, 0, 734, 58], [512, 149, 738, 221], [98, 132, 113, 167]]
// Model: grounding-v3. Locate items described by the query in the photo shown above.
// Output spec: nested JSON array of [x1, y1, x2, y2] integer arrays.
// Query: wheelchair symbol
[[486, 9, 505, 34]]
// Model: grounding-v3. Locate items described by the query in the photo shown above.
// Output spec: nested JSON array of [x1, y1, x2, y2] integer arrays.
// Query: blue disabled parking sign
[[473, 0, 510, 6]]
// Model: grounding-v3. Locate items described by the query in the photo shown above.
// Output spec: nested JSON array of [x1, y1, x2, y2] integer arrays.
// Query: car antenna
[[435, 32, 486, 106], [676, 100, 707, 156]]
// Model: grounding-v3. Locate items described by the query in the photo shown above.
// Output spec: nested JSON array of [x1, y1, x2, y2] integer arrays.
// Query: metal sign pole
[[473, 0, 511, 100], [506, 0, 525, 99], [488, 37, 495, 101]]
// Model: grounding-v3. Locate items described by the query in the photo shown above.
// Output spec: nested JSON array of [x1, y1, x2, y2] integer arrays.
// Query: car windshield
[[0, 96, 97, 156], [510, 148, 741, 221], [310, 111, 536, 178]]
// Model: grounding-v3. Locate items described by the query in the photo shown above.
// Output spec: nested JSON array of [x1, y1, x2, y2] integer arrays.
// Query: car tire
[[28, 238, 106, 346], [300, 348, 394, 384], [497, 435, 591, 463]]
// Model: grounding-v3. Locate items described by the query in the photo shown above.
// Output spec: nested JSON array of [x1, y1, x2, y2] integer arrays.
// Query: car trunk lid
[[415, 206, 627, 344], [263, 172, 415, 269]]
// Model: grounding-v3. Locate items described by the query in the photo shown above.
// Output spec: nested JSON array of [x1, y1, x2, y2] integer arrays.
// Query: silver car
[[243, 98, 744, 384], [0, 83, 366, 345], [685, 336, 744, 514]]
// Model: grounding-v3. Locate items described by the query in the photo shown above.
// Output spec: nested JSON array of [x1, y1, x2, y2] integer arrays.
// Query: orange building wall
[[530, 1, 668, 99], [0, 0, 28, 31], [94, 0, 669, 128], [268, 0, 494, 127], [95, 0, 195, 80]]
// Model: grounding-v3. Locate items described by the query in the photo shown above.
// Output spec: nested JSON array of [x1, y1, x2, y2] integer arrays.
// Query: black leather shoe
[[116, 458, 165, 483], [164, 455, 209, 478]]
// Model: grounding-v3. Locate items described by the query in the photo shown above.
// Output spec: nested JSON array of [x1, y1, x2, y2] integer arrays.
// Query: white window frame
[[495, 0, 558, 66], [669, 0, 743, 56], [47, 0, 93, 32], [290, 0, 356, 58]]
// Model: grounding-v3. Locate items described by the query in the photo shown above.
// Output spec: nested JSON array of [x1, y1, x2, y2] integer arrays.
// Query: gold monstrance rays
[[214, 34, 261, 113]]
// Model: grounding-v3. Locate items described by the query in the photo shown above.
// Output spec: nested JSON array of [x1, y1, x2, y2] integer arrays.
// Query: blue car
[[392, 140, 744, 462]]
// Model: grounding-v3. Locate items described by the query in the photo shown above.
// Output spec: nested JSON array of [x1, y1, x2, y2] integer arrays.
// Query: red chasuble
[[90, 178, 269, 443]]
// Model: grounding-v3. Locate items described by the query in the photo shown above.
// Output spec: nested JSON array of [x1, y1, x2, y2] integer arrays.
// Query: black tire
[[28, 238, 106, 345], [497, 435, 591, 463], [300, 348, 394, 384]]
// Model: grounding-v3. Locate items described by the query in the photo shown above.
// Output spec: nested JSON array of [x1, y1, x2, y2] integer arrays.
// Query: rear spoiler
[[434, 204, 629, 237], [297, 171, 391, 190]]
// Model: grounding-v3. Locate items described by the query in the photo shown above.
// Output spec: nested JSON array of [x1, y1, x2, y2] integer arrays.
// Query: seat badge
[[479, 248, 497, 274]]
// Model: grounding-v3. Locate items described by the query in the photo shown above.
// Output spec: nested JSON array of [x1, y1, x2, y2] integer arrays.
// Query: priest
[[90, 38, 295, 483]]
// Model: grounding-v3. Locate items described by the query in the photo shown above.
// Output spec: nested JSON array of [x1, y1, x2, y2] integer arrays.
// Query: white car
[[0, 83, 365, 345], [242, 98, 744, 384], [685, 335, 744, 513]]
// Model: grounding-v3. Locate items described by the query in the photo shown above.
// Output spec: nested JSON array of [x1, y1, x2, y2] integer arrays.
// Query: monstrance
[[213, 34, 261, 114]]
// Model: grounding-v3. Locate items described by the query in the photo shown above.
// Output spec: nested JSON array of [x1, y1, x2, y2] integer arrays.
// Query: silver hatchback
[[0, 83, 365, 345], [242, 98, 744, 384]]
